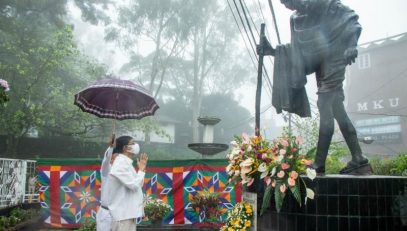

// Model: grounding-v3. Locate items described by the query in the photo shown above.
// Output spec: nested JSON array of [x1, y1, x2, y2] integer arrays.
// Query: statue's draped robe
[[272, 0, 361, 117]]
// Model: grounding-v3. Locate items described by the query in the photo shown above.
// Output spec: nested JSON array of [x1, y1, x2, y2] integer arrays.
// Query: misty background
[[1, 0, 407, 160]]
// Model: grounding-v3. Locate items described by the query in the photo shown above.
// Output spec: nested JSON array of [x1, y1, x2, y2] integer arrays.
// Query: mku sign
[[356, 97, 399, 111]]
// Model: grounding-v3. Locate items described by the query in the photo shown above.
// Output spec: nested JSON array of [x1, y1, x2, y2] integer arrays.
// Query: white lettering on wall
[[357, 102, 368, 111], [373, 100, 384, 110], [356, 97, 400, 111], [389, 97, 399, 107]]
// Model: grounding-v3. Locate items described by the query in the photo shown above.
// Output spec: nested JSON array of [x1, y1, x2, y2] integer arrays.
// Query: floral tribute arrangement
[[220, 201, 253, 231], [189, 190, 227, 223], [226, 133, 316, 213], [0, 79, 10, 105], [143, 196, 172, 221]]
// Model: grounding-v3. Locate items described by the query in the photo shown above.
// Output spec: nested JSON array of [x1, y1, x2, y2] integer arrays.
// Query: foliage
[[289, 114, 320, 155], [390, 153, 407, 176], [324, 143, 347, 174], [370, 154, 407, 176], [143, 196, 172, 221], [189, 189, 227, 223], [0, 208, 39, 230], [0, 1, 114, 155], [220, 201, 253, 231], [75, 218, 96, 231], [226, 133, 316, 213]]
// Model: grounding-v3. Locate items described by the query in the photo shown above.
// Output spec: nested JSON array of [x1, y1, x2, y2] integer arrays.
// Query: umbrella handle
[[112, 120, 116, 137]]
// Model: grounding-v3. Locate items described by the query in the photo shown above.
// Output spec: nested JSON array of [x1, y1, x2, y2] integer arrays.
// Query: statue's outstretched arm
[[256, 35, 275, 56]]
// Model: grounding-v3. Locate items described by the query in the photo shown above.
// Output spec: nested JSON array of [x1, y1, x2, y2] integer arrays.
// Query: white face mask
[[128, 143, 140, 155]]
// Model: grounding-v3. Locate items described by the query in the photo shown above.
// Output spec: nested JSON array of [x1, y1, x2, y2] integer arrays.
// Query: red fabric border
[[37, 165, 101, 171], [50, 170, 60, 225]]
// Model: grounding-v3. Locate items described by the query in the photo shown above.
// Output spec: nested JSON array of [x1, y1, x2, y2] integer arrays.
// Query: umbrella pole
[[112, 120, 116, 136]]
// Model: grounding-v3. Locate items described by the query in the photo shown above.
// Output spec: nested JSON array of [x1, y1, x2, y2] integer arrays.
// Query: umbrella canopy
[[74, 78, 159, 120]]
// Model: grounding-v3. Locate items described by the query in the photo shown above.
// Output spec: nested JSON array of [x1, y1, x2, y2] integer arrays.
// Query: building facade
[[345, 33, 407, 156]]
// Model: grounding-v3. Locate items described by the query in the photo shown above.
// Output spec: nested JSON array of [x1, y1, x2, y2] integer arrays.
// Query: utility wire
[[267, 0, 281, 44], [353, 66, 407, 103], [230, 0, 273, 98], [226, 0, 258, 72], [241, 0, 274, 92], [232, 0, 258, 63]]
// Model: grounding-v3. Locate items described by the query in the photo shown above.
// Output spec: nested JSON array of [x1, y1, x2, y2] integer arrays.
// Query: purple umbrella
[[74, 78, 159, 120]]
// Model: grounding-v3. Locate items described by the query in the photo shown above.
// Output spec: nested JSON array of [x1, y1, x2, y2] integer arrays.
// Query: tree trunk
[[5, 136, 19, 158]]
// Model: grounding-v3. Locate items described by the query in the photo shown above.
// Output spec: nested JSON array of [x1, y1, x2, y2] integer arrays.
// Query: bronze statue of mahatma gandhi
[[257, 0, 370, 174]]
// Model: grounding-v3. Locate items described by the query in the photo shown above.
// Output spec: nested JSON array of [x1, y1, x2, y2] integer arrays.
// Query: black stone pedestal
[[258, 175, 407, 231]]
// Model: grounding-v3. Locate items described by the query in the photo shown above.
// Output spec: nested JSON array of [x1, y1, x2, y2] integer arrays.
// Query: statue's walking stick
[[255, 23, 266, 136]]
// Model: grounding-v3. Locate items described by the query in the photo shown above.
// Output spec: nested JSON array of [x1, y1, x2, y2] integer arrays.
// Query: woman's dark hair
[[113, 136, 133, 154]]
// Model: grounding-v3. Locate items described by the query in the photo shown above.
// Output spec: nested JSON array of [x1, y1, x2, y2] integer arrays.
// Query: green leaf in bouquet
[[289, 183, 302, 207], [260, 185, 273, 215]]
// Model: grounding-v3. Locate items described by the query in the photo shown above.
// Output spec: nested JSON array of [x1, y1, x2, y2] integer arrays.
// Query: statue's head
[[280, 0, 307, 11]]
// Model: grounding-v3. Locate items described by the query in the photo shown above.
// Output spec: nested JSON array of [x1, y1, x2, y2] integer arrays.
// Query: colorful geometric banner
[[37, 159, 241, 228]]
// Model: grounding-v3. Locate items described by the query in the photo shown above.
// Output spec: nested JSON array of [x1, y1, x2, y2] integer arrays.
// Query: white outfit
[[28, 176, 36, 194], [111, 219, 137, 231], [96, 147, 114, 231], [106, 154, 145, 224]]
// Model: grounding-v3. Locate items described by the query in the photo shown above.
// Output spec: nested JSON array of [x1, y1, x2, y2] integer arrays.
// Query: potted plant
[[189, 189, 227, 229], [220, 201, 254, 231], [143, 196, 172, 226]]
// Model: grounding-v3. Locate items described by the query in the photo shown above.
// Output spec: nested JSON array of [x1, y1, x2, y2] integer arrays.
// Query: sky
[[244, 0, 407, 129], [68, 0, 407, 132], [267, 0, 407, 44]]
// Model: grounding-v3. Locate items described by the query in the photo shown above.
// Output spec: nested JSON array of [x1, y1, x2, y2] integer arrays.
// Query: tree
[[0, 1, 110, 156], [105, 0, 253, 143], [201, 93, 252, 143], [105, 0, 191, 97]]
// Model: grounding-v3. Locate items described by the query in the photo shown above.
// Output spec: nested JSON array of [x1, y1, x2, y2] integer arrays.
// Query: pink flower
[[280, 184, 287, 193], [247, 178, 255, 186], [281, 163, 290, 170], [271, 180, 276, 188], [277, 170, 285, 178], [281, 139, 289, 147], [290, 171, 299, 180], [291, 148, 297, 153], [264, 176, 272, 186], [0, 79, 9, 91], [242, 133, 250, 144], [279, 149, 286, 155], [296, 136, 304, 146], [288, 178, 296, 187]]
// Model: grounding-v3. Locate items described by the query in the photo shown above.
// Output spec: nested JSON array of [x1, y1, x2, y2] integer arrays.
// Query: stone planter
[[259, 175, 407, 231]]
